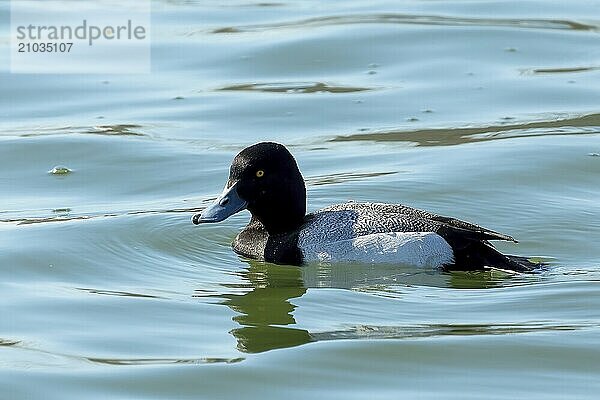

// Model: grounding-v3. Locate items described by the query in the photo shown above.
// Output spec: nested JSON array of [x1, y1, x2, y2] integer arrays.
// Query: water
[[1, 0, 599, 398]]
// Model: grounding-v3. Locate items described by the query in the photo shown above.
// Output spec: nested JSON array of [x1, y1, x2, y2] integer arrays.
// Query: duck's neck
[[255, 208, 305, 235], [250, 184, 306, 236]]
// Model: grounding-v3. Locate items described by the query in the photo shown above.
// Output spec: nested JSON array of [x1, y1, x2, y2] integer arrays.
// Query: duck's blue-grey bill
[[192, 182, 247, 224]]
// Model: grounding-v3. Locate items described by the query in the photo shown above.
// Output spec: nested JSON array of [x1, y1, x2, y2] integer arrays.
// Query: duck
[[192, 142, 539, 272]]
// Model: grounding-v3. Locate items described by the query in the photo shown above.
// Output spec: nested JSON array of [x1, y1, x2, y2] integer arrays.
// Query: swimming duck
[[192, 142, 538, 272]]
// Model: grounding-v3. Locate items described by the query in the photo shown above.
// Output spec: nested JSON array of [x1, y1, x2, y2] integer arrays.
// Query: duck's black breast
[[232, 217, 303, 265]]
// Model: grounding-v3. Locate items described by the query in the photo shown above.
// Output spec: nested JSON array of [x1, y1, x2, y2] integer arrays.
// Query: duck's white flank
[[296, 205, 455, 268], [299, 231, 453, 268]]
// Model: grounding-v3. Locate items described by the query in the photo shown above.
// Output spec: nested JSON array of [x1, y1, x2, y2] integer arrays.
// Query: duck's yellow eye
[[256, 170, 265, 178]]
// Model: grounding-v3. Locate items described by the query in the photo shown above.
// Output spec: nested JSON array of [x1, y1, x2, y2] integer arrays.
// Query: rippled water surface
[[1, 1, 600, 398]]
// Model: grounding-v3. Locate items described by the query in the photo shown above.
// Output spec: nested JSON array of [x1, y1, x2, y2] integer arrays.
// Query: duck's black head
[[192, 142, 306, 235]]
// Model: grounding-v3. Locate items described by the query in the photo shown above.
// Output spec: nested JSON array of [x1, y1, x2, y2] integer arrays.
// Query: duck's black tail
[[442, 238, 541, 273]]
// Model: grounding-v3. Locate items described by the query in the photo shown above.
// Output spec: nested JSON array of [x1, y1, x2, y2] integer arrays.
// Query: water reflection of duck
[[218, 261, 311, 353], [214, 260, 520, 353], [193, 142, 541, 272]]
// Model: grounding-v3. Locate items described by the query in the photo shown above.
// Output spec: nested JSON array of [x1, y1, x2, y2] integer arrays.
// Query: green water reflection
[[215, 260, 542, 353], [220, 262, 311, 353]]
